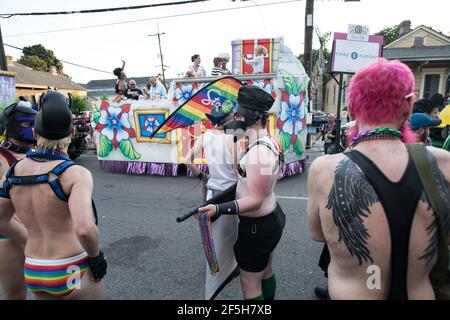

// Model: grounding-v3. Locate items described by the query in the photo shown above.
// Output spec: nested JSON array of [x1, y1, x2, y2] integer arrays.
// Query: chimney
[[50, 66, 58, 75], [7, 55, 14, 67], [399, 20, 411, 37]]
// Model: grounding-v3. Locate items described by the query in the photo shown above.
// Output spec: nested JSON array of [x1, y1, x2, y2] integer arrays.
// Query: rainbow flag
[[150, 76, 243, 138]]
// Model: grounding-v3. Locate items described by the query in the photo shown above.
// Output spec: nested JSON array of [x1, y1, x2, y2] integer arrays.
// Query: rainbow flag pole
[[149, 76, 243, 138]]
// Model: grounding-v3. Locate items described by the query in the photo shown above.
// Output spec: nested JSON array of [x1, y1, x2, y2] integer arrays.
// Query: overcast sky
[[1, 0, 448, 84]]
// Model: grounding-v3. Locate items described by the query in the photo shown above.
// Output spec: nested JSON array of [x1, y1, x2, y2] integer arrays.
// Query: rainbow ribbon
[[197, 212, 219, 276]]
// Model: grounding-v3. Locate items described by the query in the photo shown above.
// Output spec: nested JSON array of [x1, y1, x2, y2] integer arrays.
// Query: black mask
[[223, 119, 247, 141], [1, 102, 37, 143]]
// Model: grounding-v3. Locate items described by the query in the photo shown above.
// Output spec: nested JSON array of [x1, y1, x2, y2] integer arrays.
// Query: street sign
[[330, 32, 384, 74], [332, 39, 380, 73]]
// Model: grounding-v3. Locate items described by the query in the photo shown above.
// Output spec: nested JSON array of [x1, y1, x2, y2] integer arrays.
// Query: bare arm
[[235, 146, 274, 213], [429, 147, 450, 244], [0, 197, 27, 246], [68, 168, 100, 257], [121, 60, 126, 71], [183, 135, 204, 177], [307, 158, 326, 242]]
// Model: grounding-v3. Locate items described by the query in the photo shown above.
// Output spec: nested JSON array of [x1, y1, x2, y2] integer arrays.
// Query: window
[[413, 36, 424, 47], [423, 74, 440, 99]]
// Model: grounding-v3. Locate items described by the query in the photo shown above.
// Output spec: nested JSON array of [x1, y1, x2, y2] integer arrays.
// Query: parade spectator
[[322, 114, 336, 154], [218, 52, 231, 75], [243, 46, 267, 74], [211, 57, 224, 77], [186, 54, 207, 78], [199, 85, 285, 301], [0, 91, 107, 300], [0, 102, 36, 299], [430, 93, 445, 111], [307, 59, 450, 300], [143, 76, 167, 100], [409, 113, 442, 146], [412, 98, 439, 119], [125, 79, 143, 100]]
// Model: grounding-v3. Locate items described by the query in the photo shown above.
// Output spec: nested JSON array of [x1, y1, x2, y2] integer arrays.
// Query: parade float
[[92, 37, 310, 178]]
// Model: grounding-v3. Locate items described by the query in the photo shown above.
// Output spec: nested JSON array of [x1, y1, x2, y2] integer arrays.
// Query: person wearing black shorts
[[199, 85, 285, 300]]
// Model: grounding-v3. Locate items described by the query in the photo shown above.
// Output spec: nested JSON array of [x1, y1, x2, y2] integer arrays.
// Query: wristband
[[216, 200, 239, 216], [88, 250, 107, 280]]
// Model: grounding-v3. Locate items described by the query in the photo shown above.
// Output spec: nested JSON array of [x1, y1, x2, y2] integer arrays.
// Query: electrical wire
[[0, 0, 209, 19], [4, 0, 303, 38]]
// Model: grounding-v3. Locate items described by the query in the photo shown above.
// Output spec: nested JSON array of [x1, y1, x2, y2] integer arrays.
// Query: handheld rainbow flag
[[150, 76, 243, 138]]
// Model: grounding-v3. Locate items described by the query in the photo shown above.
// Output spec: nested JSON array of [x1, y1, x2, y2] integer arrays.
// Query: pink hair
[[347, 59, 417, 144]]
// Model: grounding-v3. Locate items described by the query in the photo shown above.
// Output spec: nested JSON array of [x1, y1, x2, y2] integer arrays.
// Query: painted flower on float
[[279, 90, 305, 135], [276, 70, 309, 155], [93, 100, 141, 160], [174, 83, 199, 106]]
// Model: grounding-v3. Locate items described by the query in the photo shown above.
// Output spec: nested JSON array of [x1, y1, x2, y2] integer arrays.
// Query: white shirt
[[144, 83, 167, 100], [187, 64, 207, 77], [244, 55, 265, 74], [202, 130, 235, 191]]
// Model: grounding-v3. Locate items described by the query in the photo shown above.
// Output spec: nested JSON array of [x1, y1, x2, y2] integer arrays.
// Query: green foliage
[[279, 131, 291, 152], [99, 94, 109, 101], [119, 139, 141, 160], [280, 70, 300, 95], [20, 44, 63, 73], [70, 93, 88, 113], [375, 25, 400, 46], [17, 55, 48, 71], [98, 134, 113, 157], [294, 136, 304, 155]]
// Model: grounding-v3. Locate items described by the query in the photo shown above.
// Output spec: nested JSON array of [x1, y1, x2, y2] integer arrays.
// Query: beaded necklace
[[349, 127, 402, 148], [197, 212, 219, 276]]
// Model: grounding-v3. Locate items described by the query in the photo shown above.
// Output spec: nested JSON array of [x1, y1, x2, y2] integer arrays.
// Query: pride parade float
[[92, 37, 310, 178]]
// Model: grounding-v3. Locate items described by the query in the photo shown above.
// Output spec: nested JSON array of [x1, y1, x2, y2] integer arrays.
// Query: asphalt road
[[0, 149, 327, 300]]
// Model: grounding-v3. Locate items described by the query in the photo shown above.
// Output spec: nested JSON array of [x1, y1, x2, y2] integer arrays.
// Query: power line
[[0, 0, 209, 19], [4, 43, 112, 74], [4, 0, 304, 38]]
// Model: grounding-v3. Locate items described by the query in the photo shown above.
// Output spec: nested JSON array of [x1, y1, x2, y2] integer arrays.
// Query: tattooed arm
[[427, 147, 450, 244], [307, 158, 326, 242]]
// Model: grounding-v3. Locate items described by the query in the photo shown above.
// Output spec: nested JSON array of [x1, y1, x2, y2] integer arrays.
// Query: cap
[[236, 85, 274, 113], [409, 113, 442, 130]]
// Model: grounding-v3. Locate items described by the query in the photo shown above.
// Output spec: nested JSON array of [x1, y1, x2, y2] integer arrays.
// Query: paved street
[[1, 149, 327, 300]]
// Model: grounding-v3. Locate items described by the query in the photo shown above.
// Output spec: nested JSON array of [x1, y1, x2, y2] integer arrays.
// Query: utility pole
[[303, 0, 314, 78], [148, 24, 167, 90], [0, 24, 8, 71]]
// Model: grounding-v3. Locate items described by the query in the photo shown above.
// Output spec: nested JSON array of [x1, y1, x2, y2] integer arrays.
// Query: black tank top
[[345, 150, 423, 300]]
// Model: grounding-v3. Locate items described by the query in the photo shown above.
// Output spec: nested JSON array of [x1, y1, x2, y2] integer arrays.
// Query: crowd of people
[[113, 61, 167, 102], [0, 59, 448, 301]]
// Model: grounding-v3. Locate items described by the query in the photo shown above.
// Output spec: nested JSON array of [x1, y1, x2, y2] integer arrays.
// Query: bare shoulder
[[427, 147, 450, 179], [427, 146, 450, 163], [64, 165, 93, 184], [309, 153, 347, 176]]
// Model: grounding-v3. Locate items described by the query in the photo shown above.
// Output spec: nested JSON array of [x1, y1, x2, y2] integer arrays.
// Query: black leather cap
[[236, 85, 274, 113], [35, 91, 73, 140]]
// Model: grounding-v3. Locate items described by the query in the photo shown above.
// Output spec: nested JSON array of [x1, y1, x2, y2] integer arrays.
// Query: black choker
[[0, 140, 32, 154]]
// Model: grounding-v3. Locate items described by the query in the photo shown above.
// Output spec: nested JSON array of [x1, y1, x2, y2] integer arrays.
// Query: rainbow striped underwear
[[24, 252, 89, 297]]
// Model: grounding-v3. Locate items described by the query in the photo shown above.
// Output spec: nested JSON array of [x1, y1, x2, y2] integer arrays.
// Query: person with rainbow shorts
[[0, 91, 107, 300]]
